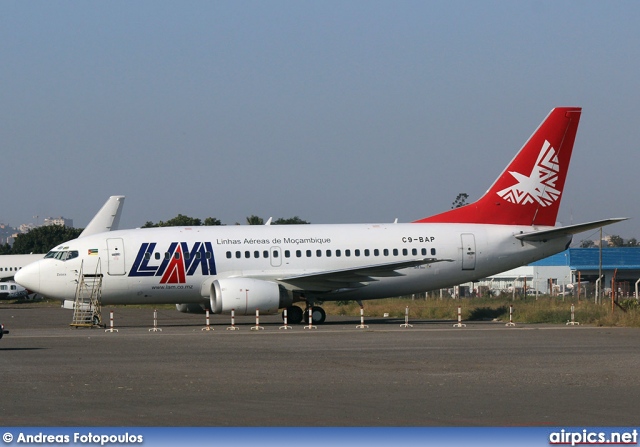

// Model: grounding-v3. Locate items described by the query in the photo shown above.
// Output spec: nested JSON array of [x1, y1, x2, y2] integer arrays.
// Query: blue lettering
[[128, 242, 217, 278], [129, 242, 158, 277]]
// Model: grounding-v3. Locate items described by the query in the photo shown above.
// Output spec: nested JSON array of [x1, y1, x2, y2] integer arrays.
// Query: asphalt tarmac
[[1, 303, 639, 426]]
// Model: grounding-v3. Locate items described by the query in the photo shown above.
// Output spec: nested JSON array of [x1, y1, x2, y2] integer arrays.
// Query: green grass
[[320, 296, 640, 327]]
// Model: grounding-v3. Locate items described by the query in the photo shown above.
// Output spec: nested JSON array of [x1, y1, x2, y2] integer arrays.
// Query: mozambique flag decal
[[88, 249, 99, 256]]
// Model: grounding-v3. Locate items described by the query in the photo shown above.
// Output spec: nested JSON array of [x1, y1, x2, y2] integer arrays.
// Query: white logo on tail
[[497, 140, 560, 207]]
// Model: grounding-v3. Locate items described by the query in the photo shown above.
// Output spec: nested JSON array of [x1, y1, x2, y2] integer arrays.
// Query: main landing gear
[[282, 305, 326, 325]]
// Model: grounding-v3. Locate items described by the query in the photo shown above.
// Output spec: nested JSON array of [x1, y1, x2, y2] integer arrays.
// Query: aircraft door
[[461, 233, 476, 270], [106, 238, 126, 276], [270, 246, 282, 267]]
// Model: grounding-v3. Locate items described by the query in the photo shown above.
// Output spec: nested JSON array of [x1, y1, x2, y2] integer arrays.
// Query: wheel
[[311, 306, 326, 324], [302, 306, 326, 324], [285, 306, 304, 324], [92, 315, 101, 326]]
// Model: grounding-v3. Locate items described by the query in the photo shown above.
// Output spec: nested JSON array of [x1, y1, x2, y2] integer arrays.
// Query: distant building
[[0, 215, 74, 247], [42, 217, 73, 228], [17, 223, 36, 233], [472, 248, 640, 299]]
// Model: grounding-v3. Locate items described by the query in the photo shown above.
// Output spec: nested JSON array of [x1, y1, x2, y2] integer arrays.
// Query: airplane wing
[[277, 258, 453, 292], [515, 218, 628, 242]]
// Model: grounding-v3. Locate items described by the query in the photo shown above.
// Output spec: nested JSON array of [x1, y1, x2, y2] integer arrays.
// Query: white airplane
[[0, 281, 28, 299], [0, 196, 125, 282], [15, 108, 625, 324]]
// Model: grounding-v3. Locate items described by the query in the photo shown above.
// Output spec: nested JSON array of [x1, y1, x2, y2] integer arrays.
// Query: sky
[[1, 1, 639, 243]]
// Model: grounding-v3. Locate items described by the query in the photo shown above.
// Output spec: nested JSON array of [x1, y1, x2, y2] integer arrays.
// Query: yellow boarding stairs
[[70, 259, 103, 327]]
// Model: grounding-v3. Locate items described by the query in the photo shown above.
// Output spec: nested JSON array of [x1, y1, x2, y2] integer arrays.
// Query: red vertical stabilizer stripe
[[414, 107, 581, 226]]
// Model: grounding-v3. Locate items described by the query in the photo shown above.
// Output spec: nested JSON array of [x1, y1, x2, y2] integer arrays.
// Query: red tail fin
[[414, 107, 582, 226]]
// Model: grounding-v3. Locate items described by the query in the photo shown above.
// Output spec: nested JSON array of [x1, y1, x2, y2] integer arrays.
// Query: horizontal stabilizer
[[515, 218, 628, 242]]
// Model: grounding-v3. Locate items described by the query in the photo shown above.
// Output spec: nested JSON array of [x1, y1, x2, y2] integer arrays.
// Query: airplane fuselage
[[28, 223, 570, 310]]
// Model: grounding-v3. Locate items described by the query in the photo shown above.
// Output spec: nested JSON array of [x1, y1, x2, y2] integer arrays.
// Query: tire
[[285, 306, 304, 324], [311, 306, 326, 324]]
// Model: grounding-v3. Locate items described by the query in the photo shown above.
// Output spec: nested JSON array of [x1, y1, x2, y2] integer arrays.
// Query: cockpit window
[[44, 250, 79, 261]]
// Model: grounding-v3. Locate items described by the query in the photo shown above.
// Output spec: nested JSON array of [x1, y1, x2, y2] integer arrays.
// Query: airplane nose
[[15, 261, 41, 294]]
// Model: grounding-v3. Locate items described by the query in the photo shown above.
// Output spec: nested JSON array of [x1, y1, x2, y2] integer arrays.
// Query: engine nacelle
[[209, 278, 291, 315]]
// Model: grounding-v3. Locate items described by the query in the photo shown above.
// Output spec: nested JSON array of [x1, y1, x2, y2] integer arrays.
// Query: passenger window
[[284, 250, 290, 258], [383, 249, 389, 256], [345, 249, 351, 257], [393, 249, 399, 256], [235, 251, 241, 259], [412, 248, 417, 256], [364, 249, 370, 256], [431, 248, 437, 256], [306, 250, 312, 257], [421, 248, 427, 256], [336, 249, 341, 257], [355, 249, 360, 257], [165, 252, 170, 260], [184, 252, 190, 260], [316, 249, 322, 257], [196, 252, 202, 259], [272, 250, 279, 258], [155, 252, 161, 260], [226, 251, 232, 259], [296, 250, 302, 258], [326, 250, 331, 257], [374, 249, 379, 256], [206, 252, 212, 259], [254, 251, 260, 258], [402, 248, 407, 256], [175, 252, 180, 260], [245, 251, 251, 259], [263, 250, 269, 258]]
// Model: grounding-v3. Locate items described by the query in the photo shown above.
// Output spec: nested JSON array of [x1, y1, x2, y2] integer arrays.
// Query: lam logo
[[129, 242, 217, 283], [497, 140, 561, 207]]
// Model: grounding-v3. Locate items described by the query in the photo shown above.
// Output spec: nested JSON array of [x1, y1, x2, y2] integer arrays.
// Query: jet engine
[[209, 277, 292, 315]]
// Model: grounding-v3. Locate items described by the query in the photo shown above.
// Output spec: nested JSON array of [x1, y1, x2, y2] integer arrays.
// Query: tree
[[158, 214, 202, 227], [626, 238, 638, 247], [580, 239, 595, 248], [608, 235, 624, 247], [246, 215, 264, 225], [203, 217, 222, 226], [273, 216, 309, 225], [142, 214, 222, 227], [452, 193, 469, 209], [10, 225, 83, 254]]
